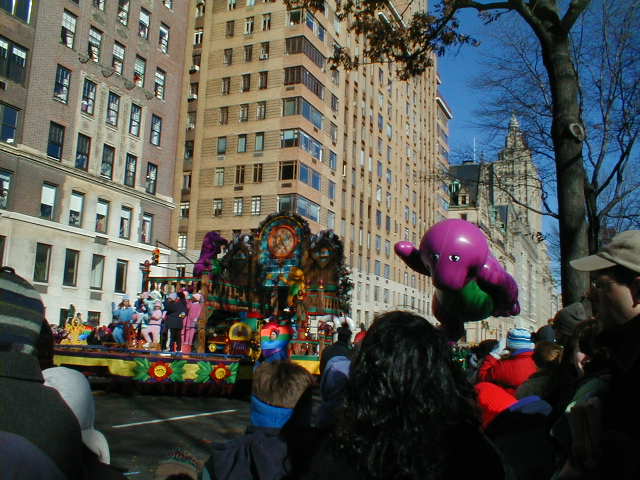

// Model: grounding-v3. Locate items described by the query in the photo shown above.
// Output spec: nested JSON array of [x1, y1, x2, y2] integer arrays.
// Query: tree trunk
[[540, 34, 590, 306]]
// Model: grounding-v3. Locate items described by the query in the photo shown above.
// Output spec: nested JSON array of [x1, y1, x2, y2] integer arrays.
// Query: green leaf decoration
[[169, 360, 187, 382], [133, 358, 151, 382], [194, 361, 213, 383], [225, 362, 239, 384]]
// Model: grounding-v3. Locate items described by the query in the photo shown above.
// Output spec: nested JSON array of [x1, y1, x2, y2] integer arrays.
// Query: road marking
[[112, 409, 238, 429]]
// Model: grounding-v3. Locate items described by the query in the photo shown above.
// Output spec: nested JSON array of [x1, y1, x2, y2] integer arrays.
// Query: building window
[[119, 206, 131, 238], [241, 73, 251, 92], [329, 150, 337, 170], [111, 42, 125, 74], [61, 10, 76, 48], [281, 128, 298, 148], [277, 194, 294, 213], [154, 69, 166, 100], [0, 170, 12, 209], [251, 196, 261, 215], [233, 197, 243, 216], [262, 13, 271, 30], [117, 0, 129, 25], [193, 28, 203, 47], [239, 104, 249, 122], [196, 2, 205, 17], [150, 115, 162, 145], [90, 254, 104, 289], [47, 122, 65, 159], [279, 160, 297, 180], [235, 165, 246, 184], [328, 180, 336, 200], [88, 27, 102, 62], [40, 183, 57, 220], [226, 20, 235, 37], [180, 201, 189, 218], [217, 137, 227, 154], [187, 111, 196, 128], [327, 210, 335, 229], [260, 42, 269, 59], [92, 0, 105, 10], [141, 213, 153, 243], [244, 16, 254, 34], [212, 198, 223, 217], [159, 23, 170, 53], [228, 0, 236, 10], [224, 48, 233, 65], [182, 173, 191, 191], [0, 0, 32, 22], [256, 101, 266, 120], [139, 8, 150, 39], [106, 92, 120, 126], [222, 77, 230, 95], [62, 249, 79, 286], [33, 243, 51, 283], [129, 103, 141, 136], [100, 144, 115, 179], [214, 167, 224, 186], [81, 79, 96, 115], [114, 259, 128, 293], [253, 163, 263, 182], [162, 0, 173, 8], [297, 195, 320, 222], [145, 163, 157, 194], [0, 103, 18, 143], [237, 134, 247, 153], [177, 234, 187, 250], [75, 133, 90, 170], [244, 44, 253, 62], [124, 153, 137, 187], [258, 71, 268, 89], [134, 56, 146, 86], [220, 106, 228, 125], [255, 132, 264, 151]]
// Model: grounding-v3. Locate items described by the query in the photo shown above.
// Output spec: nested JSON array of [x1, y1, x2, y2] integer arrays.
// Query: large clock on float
[[267, 225, 298, 259]]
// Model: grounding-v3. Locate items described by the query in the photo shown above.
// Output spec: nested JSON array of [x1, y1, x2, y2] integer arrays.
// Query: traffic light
[[152, 248, 160, 265]]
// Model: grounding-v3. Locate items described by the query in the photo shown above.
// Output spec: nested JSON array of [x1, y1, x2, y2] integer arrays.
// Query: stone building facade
[[173, 0, 449, 326], [448, 117, 559, 343], [0, 0, 188, 325]]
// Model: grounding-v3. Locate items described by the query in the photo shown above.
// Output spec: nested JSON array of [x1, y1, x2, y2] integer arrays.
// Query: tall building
[[448, 117, 559, 342], [174, 0, 448, 326], [0, 0, 188, 325]]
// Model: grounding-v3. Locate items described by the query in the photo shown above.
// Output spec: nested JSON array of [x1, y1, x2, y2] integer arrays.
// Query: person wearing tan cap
[[566, 230, 640, 478]]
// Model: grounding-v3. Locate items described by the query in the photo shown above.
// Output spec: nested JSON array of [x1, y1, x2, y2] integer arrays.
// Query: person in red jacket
[[353, 323, 367, 346], [478, 327, 537, 395]]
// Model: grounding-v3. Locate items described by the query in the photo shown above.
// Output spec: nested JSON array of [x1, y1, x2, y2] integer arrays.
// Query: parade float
[[53, 212, 353, 393]]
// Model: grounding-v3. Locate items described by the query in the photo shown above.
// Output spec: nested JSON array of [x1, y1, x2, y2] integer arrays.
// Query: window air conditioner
[[188, 93, 198, 101], [259, 53, 268, 60], [189, 64, 200, 73]]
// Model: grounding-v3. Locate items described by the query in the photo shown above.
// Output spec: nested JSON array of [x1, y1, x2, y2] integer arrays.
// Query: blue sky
[[437, 10, 493, 154]]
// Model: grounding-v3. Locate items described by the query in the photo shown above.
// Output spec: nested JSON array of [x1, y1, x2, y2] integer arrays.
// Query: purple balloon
[[395, 219, 520, 336]]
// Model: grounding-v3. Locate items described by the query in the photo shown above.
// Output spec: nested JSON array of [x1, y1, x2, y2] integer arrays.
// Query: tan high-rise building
[[174, 0, 449, 325], [1, 0, 188, 325]]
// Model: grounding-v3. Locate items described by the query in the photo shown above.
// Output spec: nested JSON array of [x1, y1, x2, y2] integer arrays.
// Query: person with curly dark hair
[[298, 310, 506, 480]]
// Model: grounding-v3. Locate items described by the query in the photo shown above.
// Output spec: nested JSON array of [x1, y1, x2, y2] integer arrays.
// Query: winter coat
[[164, 301, 188, 329], [111, 304, 137, 324], [478, 349, 537, 395], [185, 300, 203, 329], [204, 426, 289, 480], [0, 352, 84, 479]]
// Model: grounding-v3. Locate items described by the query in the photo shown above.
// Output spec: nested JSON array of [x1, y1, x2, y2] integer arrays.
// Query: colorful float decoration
[[395, 218, 520, 341], [53, 213, 352, 391]]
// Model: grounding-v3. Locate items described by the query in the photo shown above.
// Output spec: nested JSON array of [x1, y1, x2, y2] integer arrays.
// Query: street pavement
[[94, 390, 251, 479]]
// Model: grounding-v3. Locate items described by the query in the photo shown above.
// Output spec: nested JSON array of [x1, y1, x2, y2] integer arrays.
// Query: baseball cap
[[570, 230, 640, 274]]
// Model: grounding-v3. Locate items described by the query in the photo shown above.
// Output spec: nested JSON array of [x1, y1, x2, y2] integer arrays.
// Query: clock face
[[268, 225, 298, 258]]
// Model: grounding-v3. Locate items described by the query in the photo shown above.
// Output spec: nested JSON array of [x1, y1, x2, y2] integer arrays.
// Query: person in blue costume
[[111, 296, 137, 344], [203, 360, 313, 480]]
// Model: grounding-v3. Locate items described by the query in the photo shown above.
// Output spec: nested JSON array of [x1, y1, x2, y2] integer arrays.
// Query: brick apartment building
[[172, 0, 451, 326], [0, 0, 188, 325]]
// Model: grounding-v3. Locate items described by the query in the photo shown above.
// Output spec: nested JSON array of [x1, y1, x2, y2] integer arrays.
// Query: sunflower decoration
[[195, 361, 239, 384], [133, 358, 186, 382]]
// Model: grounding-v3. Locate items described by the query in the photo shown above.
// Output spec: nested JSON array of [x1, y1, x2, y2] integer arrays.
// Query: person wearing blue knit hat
[[478, 327, 537, 395]]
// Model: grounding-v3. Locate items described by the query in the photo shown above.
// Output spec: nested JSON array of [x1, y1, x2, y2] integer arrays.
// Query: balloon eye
[[449, 255, 461, 262], [431, 253, 440, 263]]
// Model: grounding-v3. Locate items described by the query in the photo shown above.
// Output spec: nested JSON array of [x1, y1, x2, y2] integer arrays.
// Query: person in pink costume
[[142, 301, 163, 348], [181, 293, 203, 353]]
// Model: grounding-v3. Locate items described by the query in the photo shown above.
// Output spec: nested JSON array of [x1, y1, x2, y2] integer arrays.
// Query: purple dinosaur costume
[[193, 231, 229, 277], [395, 219, 520, 340]]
